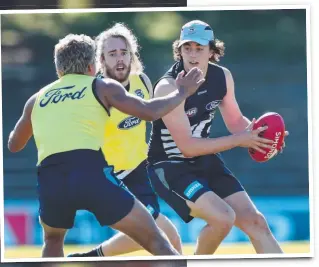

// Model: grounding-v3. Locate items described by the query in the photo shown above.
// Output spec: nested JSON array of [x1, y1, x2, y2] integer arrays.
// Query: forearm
[[228, 116, 251, 134], [181, 134, 241, 157], [145, 89, 188, 121]]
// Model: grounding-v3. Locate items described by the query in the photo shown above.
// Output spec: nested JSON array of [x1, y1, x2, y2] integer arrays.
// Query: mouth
[[189, 61, 199, 66], [116, 65, 126, 72]]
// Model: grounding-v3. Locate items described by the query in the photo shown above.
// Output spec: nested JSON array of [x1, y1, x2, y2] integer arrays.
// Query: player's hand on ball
[[237, 118, 274, 154], [279, 130, 289, 153]]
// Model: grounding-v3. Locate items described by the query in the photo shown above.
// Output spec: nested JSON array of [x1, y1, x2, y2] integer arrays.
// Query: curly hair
[[54, 34, 95, 78], [172, 39, 225, 63]]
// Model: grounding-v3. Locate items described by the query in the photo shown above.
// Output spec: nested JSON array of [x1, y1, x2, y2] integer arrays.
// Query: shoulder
[[154, 77, 176, 98], [209, 62, 232, 78], [208, 63, 233, 89]]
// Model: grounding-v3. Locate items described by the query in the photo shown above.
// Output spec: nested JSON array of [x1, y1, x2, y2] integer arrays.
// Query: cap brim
[[178, 38, 210, 47]]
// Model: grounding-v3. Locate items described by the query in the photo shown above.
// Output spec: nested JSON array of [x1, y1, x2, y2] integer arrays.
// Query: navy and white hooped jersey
[[148, 60, 227, 163]]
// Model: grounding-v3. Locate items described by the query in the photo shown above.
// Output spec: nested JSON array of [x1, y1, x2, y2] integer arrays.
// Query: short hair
[[172, 39, 225, 63], [54, 34, 96, 78], [95, 22, 143, 75]]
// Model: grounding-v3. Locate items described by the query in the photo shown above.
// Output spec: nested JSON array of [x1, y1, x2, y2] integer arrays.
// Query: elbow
[[179, 146, 195, 158], [8, 138, 23, 153], [8, 144, 20, 153], [139, 113, 155, 121], [142, 110, 161, 121]]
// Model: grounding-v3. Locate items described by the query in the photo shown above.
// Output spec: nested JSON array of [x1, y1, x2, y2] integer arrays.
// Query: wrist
[[177, 85, 189, 97], [231, 133, 243, 147]]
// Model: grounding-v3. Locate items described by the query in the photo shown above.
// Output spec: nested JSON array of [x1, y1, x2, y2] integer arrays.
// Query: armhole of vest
[[30, 91, 40, 120], [220, 66, 227, 98], [92, 78, 111, 117], [139, 74, 151, 96], [153, 75, 172, 91]]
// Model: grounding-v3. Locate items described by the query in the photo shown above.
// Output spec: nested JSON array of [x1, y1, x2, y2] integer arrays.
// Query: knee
[[207, 207, 236, 234], [237, 210, 270, 235]]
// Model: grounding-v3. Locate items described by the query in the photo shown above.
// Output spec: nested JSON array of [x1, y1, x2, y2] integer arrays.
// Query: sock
[[68, 245, 104, 257], [86, 245, 104, 257]]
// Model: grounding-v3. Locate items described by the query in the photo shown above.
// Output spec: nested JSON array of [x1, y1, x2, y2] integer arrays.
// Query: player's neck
[[121, 79, 129, 87]]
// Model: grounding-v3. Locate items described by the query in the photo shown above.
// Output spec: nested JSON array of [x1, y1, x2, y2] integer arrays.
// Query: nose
[[189, 49, 197, 58], [116, 55, 124, 63]]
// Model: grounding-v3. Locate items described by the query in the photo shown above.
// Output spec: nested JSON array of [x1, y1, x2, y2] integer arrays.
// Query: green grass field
[[4, 241, 311, 259]]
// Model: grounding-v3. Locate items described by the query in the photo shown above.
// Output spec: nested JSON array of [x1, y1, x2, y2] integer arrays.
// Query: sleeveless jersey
[[31, 74, 109, 165], [148, 60, 227, 163], [101, 73, 151, 172]]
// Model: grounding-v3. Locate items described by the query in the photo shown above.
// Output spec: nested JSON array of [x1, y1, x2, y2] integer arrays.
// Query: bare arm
[[95, 68, 204, 121], [155, 78, 273, 157], [8, 93, 37, 153], [219, 67, 251, 133]]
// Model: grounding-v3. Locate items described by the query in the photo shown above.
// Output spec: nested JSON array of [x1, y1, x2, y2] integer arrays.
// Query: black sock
[[73, 245, 104, 257], [88, 245, 104, 257]]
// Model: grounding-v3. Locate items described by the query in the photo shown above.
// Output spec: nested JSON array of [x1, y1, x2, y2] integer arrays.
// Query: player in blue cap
[[147, 20, 287, 255]]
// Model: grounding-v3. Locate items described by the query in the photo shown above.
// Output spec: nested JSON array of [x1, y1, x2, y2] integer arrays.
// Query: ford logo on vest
[[39, 85, 86, 107], [118, 116, 142, 130]]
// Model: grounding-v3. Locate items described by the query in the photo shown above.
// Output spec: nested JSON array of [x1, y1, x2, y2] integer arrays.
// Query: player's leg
[[37, 154, 76, 257], [69, 156, 179, 256], [155, 214, 182, 254], [100, 162, 182, 255], [39, 218, 67, 257], [148, 162, 236, 255], [186, 191, 235, 255], [110, 198, 180, 256], [206, 153, 283, 253], [99, 213, 182, 256], [224, 191, 283, 253]]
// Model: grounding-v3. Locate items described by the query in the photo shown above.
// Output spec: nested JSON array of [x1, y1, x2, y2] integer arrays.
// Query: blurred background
[[1, 8, 310, 258]]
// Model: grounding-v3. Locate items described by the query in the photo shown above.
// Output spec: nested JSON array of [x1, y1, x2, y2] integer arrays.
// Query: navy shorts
[[117, 160, 160, 220], [147, 153, 244, 223], [37, 149, 135, 229]]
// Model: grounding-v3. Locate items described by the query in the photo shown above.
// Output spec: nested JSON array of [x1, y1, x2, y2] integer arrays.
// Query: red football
[[248, 112, 285, 162]]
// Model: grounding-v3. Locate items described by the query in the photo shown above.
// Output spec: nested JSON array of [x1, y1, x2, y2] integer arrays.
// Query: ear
[[87, 64, 95, 75], [99, 53, 105, 64]]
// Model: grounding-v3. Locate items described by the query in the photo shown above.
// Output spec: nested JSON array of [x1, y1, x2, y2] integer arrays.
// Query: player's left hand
[[279, 130, 289, 153]]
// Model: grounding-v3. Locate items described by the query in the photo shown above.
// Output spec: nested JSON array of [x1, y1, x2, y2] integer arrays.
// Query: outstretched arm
[[95, 68, 204, 121], [8, 93, 37, 152]]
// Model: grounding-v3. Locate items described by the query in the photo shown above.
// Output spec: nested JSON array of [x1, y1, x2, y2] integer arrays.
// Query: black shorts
[[147, 154, 244, 223], [37, 149, 135, 229], [117, 160, 160, 220]]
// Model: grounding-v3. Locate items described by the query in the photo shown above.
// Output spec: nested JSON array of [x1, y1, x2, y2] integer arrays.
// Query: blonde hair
[[54, 34, 96, 78], [95, 23, 143, 75]]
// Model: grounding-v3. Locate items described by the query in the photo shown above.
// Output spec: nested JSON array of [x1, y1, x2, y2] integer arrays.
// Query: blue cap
[[179, 20, 214, 47]]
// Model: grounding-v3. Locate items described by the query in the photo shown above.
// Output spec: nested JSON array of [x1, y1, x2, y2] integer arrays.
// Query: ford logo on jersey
[[135, 89, 144, 98], [118, 116, 142, 130], [206, 100, 221, 111]]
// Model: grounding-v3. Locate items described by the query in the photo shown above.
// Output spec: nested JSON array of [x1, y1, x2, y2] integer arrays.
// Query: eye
[[122, 51, 128, 56], [109, 53, 116, 57]]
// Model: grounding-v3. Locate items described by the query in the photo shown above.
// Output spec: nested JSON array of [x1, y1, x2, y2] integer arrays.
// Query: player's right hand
[[175, 67, 205, 97], [236, 118, 274, 154]]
